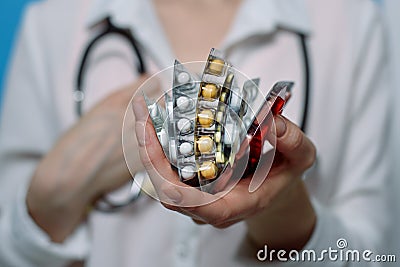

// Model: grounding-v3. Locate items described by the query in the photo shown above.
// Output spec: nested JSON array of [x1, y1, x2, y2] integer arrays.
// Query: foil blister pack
[[144, 49, 293, 193]]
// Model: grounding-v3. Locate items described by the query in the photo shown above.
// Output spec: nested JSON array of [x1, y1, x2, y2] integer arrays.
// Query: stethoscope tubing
[[74, 18, 311, 212]]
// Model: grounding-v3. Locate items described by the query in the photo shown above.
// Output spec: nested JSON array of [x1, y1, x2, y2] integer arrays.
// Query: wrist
[[26, 165, 91, 243]]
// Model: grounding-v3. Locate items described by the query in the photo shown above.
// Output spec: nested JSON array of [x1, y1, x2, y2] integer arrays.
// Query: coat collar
[[85, 0, 312, 68]]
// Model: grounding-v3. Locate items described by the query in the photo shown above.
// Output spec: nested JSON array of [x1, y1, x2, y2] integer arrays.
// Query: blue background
[[0, 0, 36, 106]]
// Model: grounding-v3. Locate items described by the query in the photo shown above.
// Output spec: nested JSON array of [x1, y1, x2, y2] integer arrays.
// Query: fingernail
[[274, 115, 287, 137], [163, 187, 182, 204], [135, 121, 151, 146], [132, 97, 148, 121]]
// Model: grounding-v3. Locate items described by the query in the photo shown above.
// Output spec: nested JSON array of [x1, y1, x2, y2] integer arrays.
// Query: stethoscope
[[75, 17, 311, 212]]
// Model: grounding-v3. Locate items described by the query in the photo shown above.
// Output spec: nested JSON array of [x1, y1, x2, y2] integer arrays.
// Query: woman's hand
[[133, 96, 316, 250], [26, 76, 150, 243]]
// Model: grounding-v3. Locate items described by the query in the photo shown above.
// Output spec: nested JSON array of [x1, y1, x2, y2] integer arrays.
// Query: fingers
[[167, 178, 263, 226], [274, 115, 316, 171], [163, 162, 296, 228], [192, 219, 207, 225], [132, 96, 179, 193], [132, 97, 170, 172], [130, 77, 315, 229], [132, 95, 210, 206], [168, 115, 314, 227]]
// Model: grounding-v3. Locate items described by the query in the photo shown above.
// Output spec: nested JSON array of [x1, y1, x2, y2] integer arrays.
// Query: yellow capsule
[[208, 58, 225, 75], [198, 109, 214, 128], [197, 136, 214, 153], [201, 83, 219, 99], [200, 161, 218, 180]]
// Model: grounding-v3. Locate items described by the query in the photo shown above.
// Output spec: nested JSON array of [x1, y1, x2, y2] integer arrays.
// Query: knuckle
[[255, 194, 272, 212], [161, 202, 178, 211], [220, 208, 232, 222], [209, 208, 231, 226], [207, 218, 221, 226], [303, 144, 317, 169], [254, 186, 275, 212], [131, 95, 143, 107], [288, 129, 304, 152], [183, 206, 197, 213], [192, 218, 206, 225], [213, 223, 230, 229]]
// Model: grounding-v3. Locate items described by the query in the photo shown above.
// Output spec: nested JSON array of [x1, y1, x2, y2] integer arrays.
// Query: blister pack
[[145, 49, 293, 193]]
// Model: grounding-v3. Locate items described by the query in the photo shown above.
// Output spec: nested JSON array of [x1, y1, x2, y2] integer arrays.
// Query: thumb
[[274, 115, 316, 171]]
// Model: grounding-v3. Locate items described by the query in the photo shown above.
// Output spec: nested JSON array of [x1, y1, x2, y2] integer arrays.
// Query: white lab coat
[[0, 0, 396, 266], [383, 0, 400, 264]]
